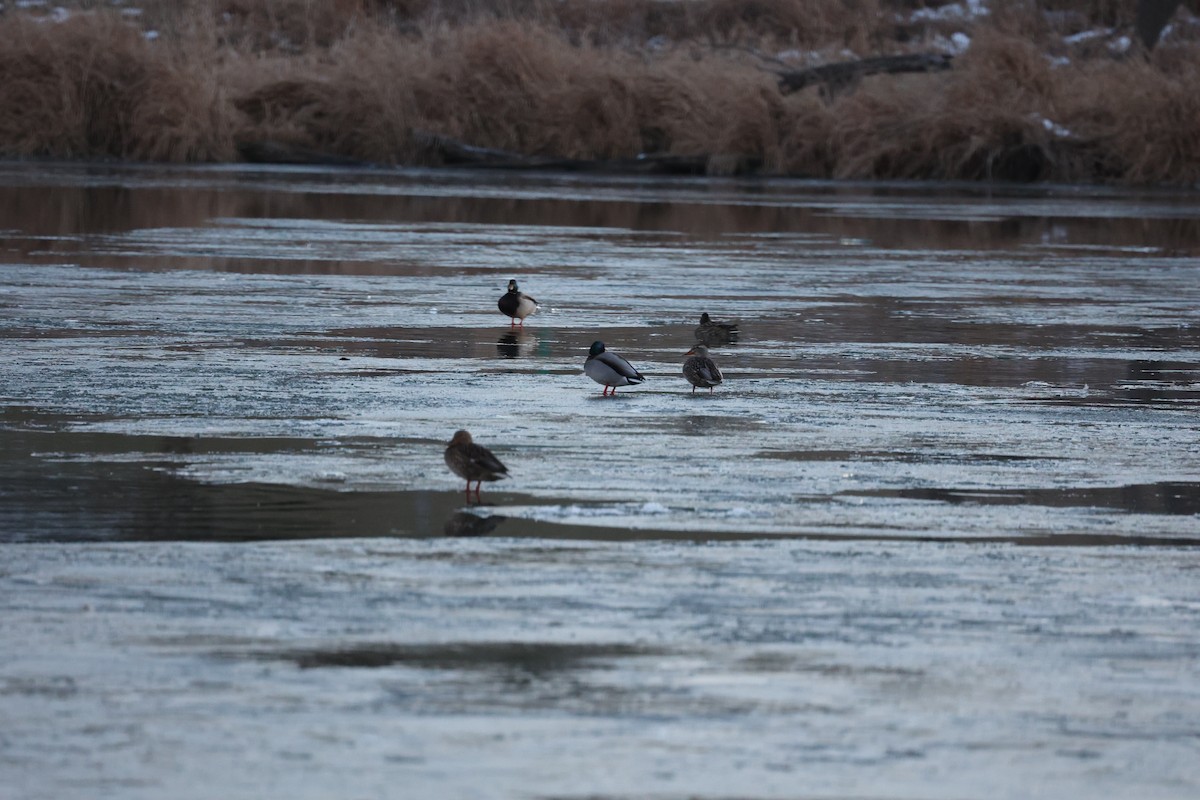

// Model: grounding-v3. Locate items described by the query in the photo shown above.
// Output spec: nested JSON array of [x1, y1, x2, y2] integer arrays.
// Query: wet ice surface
[[2, 164, 1200, 541], [2, 164, 1200, 797], [4, 539, 1200, 800]]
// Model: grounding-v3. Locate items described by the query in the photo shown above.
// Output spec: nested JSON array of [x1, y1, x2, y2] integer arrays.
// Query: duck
[[694, 312, 739, 345], [444, 429, 509, 501], [683, 344, 723, 394], [498, 279, 538, 327], [585, 340, 645, 396]]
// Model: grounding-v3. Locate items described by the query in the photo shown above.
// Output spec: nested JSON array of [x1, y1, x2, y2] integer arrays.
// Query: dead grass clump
[[777, 93, 837, 177], [955, 29, 1060, 100], [0, 15, 232, 161], [1062, 54, 1200, 184], [6, 0, 1200, 184], [250, 20, 783, 165], [696, 0, 884, 50], [136, 0, 368, 51], [422, 22, 783, 162], [549, 0, 692, 46], [423, 22, 630, 157], [827, 33, 1067, 182], [224, 22, 642, 163], [219, 0, 367, 49], [640, 56, 785, 163], [372, 0, 887, 51], [821, 27, 1200, 186], [262, 26, 423, 162]]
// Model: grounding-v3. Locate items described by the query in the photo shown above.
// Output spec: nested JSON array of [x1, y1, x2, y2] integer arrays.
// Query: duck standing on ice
[[444, 429, 509, 502], [683, 344, 723, 394], [585, 341, 645, 396], [498, 279, 538, 327]]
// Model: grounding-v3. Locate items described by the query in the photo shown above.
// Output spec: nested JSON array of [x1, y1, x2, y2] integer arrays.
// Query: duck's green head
[[507, 279, 519, 292], [588, 341, 606, 356], [700, 312, 712, 324]]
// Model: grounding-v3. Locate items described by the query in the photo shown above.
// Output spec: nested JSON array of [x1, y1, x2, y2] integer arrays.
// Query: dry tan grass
[[1, 0, 1198, 184], [0, 14, 232, 161], [1062, 50, 1200, 183], [227, 19, 782, 165], [827, 32, 1069, 182]]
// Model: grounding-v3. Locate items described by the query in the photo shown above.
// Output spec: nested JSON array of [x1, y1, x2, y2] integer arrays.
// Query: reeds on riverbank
[[0, 14, 233, 161], [1, 0, 1198, 185]]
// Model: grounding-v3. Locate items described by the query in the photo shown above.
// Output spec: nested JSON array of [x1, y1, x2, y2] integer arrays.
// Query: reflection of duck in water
[[444, 430, 509, 502], [498, 279, 538, 327], [584, 340, 645, 396], [695, 312, 739, 345], [443, 510, 506, 537], [683, 344, 723, 394], [496, 330, 536, 359]]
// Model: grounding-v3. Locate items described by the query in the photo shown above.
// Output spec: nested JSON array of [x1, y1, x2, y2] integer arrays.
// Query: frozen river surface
[[1, 164, 1198, 797], [4, 538, 1199, 799]]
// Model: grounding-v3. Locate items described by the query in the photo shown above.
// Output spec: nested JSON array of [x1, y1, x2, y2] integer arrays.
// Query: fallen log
[[777, 52, 953, 97], [412, 130, 760, 176]]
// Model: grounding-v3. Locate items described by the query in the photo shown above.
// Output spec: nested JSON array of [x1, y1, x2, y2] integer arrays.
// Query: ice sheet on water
[[3, 166, 1200, 543], [3, 538, 1199, 799], [2, 166, 1199, 800]]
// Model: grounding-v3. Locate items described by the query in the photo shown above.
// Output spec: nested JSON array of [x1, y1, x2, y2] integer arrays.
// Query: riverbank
[[1, 0, 1199, 184]]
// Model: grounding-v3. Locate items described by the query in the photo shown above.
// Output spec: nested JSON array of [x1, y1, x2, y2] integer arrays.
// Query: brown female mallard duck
[[683, 343, 723, 393], [695, 312, 739, 345], [444, 429, 509, 501]]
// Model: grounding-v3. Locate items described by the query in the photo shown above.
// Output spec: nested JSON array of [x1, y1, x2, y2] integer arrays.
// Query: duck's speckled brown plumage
[[444, 429, 509, 500], [683, 344, 723, 393], [695, 312, 739, 346]]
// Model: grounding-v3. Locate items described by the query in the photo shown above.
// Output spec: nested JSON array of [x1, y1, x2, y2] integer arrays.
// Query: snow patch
[[516, 502, 674, 522], [1063, 28, 1112, 45], [1038, 116, 1075, 139], [910, 0, 990, 23]]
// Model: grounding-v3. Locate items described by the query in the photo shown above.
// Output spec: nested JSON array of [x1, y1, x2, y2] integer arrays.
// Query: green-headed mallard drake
[[585, 340, 645, 396], [683, 343, 723, 393], [695, 312, 739, 345], [444, 429, 509, 501], [498, 279, 538, 327]]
